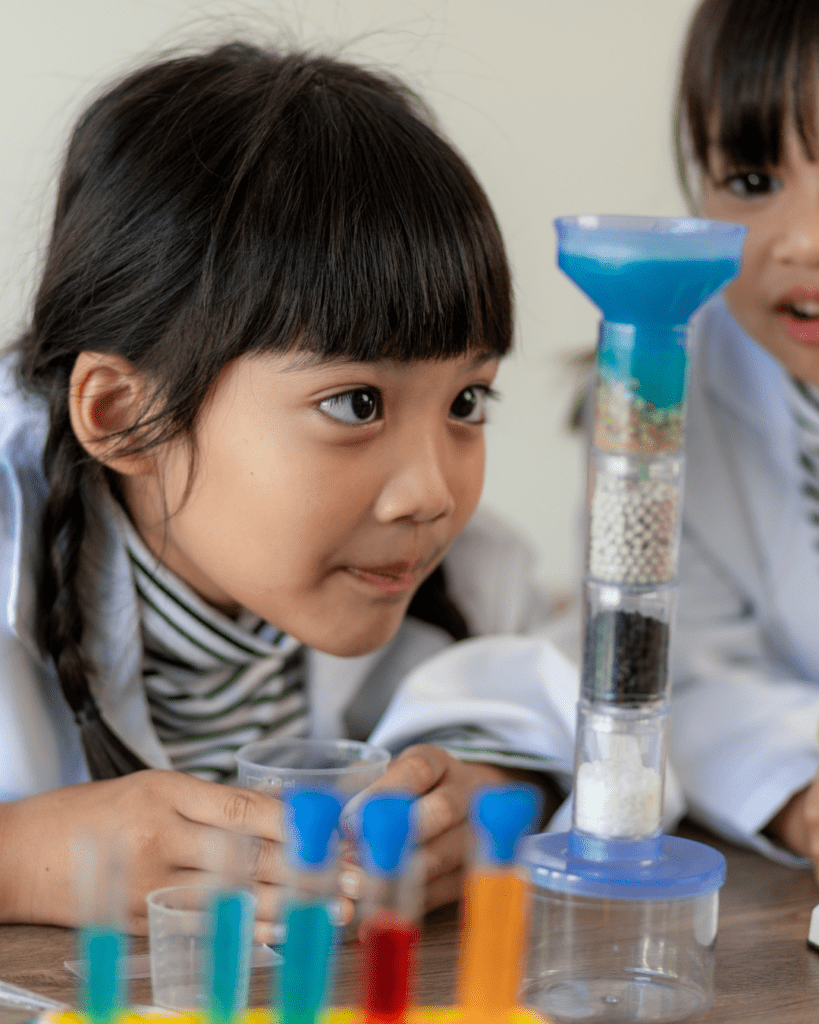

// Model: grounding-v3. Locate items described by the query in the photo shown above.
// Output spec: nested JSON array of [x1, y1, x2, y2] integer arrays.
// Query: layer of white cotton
[[574, 733, 662, 838]]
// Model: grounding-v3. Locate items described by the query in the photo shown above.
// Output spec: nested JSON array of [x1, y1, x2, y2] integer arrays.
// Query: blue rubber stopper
[[359, 792, 415, 877], [471, 785, 541, 866], [286, 788, 343, 870]]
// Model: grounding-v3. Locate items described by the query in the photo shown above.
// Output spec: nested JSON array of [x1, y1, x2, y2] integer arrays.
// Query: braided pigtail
[[37, 390, 149, 779]]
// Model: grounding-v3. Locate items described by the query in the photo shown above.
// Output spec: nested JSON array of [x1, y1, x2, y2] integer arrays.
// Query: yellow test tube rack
[[45, 1007, 551, 1024]]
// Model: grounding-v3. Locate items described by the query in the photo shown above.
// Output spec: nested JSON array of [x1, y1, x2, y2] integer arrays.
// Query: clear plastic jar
[[523, 887, 718, 1023], [519, 832, 724, 1024]]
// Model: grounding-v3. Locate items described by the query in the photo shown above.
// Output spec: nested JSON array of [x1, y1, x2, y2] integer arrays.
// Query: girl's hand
[[765, 776, 819, 884], [338, 744, 555, 912], [0, 769, 352, 938]]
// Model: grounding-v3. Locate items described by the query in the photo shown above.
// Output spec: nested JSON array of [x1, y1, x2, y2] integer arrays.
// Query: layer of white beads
[[574, 734, 662, 839], [589, 473, 678, 584]]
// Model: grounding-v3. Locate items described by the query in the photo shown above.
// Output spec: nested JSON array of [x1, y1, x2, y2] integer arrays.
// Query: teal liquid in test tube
[[75, 835, 128, 1024], [205, 887, 255, 1024], [80, 926, 126, 1024], [278, 788, 344, 1024]]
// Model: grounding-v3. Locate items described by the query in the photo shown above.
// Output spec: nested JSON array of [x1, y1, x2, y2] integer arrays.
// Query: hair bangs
[[678, 0, 819, 194], [204, 55, 512, 367]]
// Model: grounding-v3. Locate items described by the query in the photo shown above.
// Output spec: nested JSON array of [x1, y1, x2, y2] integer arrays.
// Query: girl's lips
[[344, 565, 421, 595], [781, 310, 819, 345], [777, 289, 819, 344]]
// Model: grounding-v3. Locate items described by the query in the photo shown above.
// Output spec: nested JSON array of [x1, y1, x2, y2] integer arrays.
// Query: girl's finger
[[414, 758, 533, 843], [168, 823, 289, 888], [416, 818, 471, 883], [149, 770, 288, 842], [358, 744, 449, 798], [251, 880, 354, 931], [424, 865, 465, 912]]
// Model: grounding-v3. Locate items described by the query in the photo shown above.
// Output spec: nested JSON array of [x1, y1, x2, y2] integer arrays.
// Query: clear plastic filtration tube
[[562, 216, 747, 845], [519, 215, 746, 1024]]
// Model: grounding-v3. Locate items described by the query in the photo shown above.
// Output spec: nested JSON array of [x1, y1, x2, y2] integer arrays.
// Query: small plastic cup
[[235, 737, 390, 797], [146, 884, 255, 1010]]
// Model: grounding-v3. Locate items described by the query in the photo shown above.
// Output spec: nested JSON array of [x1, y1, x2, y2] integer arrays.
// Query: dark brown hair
[[15, 42, 512, 779], [675, 0, 819, 202]]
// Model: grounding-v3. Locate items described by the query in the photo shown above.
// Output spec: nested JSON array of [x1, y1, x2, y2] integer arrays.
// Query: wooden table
[[1, 823, 817, 1023]]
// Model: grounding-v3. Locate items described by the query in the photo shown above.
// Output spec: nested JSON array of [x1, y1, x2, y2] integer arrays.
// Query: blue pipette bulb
[[471, 785, 541, 866], [285, 787, 344, 870], [556, 215, 745, 408], [359, 792, 415, 877]]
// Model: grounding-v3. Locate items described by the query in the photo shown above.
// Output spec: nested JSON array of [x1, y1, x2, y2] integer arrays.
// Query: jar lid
[[520, 832, 725, 901]]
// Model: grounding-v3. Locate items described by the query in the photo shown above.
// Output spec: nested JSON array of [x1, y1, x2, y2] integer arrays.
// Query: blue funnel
[[557, 215, 745, 408]]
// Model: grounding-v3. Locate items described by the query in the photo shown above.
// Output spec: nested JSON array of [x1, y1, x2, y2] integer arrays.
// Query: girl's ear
[[69, 351, 155, 476]]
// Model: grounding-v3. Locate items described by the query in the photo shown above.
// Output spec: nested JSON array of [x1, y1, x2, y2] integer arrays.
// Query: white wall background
[[0, 0, 698, 596]]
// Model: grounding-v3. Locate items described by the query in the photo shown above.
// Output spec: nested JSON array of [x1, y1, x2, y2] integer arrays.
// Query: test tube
[[74, 834, 128, 1024], [356, 792, 420, 1024], [459, 785, 541, 1024], [277, 788, 343, 1024], [204, 888, 255, 1024]]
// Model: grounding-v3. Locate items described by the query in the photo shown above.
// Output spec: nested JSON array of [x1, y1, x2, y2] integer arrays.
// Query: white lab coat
[[0, 352, 589, 808], [667, 297, 819, 863]]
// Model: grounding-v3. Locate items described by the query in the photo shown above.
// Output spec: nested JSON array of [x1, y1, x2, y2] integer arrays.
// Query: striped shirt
[[122, 517, 308, 782], [788, 377, 819, 551]]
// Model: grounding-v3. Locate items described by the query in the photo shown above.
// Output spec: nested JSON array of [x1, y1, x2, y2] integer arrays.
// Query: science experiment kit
[[43, 215, 747, 1024]]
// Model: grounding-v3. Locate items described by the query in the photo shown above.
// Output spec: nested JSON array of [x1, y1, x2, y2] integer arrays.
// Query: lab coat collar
[[693, 296, 793, 452]]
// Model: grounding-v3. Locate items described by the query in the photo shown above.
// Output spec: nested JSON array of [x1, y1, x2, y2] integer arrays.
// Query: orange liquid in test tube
[[458, 869, 529, 1024]]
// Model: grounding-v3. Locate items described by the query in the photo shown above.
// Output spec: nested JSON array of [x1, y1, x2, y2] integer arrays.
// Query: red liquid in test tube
[[359, 910, 418, 1024]]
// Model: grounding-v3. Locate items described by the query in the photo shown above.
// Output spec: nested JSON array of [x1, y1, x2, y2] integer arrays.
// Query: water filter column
[[560, 216, 745, 848], [519, 215, 746, 1024]]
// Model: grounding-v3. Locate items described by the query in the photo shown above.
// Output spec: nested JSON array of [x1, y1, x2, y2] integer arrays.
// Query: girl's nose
[[374, 435, 456, 524], [772, 195, 819, 267]]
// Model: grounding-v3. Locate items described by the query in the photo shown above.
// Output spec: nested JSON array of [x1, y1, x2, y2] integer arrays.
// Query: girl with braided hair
[[0, 40, 572, 932]]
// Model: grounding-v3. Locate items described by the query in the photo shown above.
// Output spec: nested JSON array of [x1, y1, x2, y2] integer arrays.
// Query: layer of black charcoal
[[582, 609, 669, 702]]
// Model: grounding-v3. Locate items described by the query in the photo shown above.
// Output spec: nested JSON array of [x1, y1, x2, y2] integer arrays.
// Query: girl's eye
[[723, 171, 782, 198], [319, 388, 382, 424], [449, 385, 496, 424]]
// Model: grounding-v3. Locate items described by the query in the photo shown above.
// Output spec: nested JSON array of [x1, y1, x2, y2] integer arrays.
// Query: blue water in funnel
[[557, 216, 745, 408]]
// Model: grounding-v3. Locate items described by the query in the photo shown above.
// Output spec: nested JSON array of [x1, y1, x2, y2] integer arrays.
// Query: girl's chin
[[308, 613, 407, 659]]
